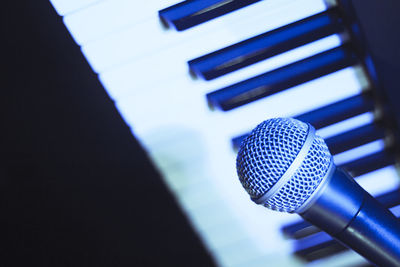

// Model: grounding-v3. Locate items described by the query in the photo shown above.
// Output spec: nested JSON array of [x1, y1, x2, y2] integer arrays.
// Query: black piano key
[[206, 44, 358, 111], [340, 150, 395, 177], [376, 189, 400, 208], [326, 123, 384, 155], [231, 135, 247, 151], [189, 9, 344, 80], [294, 231, 347, 262], [295, 93, 374, 129], [294, 213, 400, 262], [282, 221, 319, 240], [159, 0, 261, 31], [231, 94, 374, 150], [282, 189, 400, 240]]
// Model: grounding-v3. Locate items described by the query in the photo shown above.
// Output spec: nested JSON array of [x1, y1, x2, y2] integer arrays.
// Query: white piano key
[[174, 181, 221, 211], [216, 239, 304, 267], [209, 67, 365, 139], [232, 253, 304, 267], [333, 139, 385, 166], [63, 0, 178, 45], [115, 66, 364, 147], [199, 223, 248, 251], [99, 33, 341, 101], [49, 0, 102, 16], [100, 35, 341, 103], [316, 112, 375, 139], [216, 240, 270, 267], [308, 250, 366, 267], [83, 0, 327, 73], [186, 202, 237, 230], [158, 166, 207, 195], [356, 165, 400, 197]]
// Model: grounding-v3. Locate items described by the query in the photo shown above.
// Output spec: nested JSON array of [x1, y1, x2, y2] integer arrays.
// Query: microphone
[[236, 118, 400, 266]]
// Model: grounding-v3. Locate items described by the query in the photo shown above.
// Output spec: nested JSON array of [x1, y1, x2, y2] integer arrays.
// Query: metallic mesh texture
[[264, 134, 331, 212], [236, 118, 331, 213], [236, 118, 309, 199]]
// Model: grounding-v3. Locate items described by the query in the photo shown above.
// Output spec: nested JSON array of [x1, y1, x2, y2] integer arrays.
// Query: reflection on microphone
[[236, 118, 400, 267]]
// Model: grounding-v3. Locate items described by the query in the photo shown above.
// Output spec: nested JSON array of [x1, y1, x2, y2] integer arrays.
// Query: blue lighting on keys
[[333, 139, 385, 166], [189, 9, 344, 80], [159, 0, 262, 31], [207, 44, 357, 111]]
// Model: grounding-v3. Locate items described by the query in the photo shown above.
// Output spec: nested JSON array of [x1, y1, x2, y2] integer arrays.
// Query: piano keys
[[231, 93, 376, 149], [49, 0, 400, 266], [206, 44, 358, 111], [188, 8, 345, 80], [159, 0, 263, 31]]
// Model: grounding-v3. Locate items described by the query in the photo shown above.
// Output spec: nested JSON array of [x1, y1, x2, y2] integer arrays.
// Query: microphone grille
[[236, 118, 331, 212], [236, 118, 308, 199]]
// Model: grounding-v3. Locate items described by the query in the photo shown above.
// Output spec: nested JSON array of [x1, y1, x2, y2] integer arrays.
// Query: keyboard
[[48, 0, 400, 266]]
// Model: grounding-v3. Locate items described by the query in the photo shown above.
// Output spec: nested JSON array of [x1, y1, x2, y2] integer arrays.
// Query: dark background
[[2, 1, 215, 266]]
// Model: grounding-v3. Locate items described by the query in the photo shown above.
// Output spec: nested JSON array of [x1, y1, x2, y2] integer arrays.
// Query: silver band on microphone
[[253, 124, 316, 205], [295, 158, 335, 213]]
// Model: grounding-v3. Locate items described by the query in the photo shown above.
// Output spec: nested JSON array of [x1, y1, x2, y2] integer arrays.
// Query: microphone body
[[236, 118, 400, 266], [300, 165, 400, 266]]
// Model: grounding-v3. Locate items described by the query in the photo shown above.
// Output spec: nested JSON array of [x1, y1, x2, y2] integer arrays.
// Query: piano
[[47, 0, 400, 266]]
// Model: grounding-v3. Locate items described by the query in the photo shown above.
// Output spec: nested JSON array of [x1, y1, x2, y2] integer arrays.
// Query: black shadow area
[[2, 2, 215, 267]]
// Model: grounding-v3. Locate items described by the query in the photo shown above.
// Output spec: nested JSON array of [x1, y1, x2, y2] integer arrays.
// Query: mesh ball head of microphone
[[236, 118, 331, 213]]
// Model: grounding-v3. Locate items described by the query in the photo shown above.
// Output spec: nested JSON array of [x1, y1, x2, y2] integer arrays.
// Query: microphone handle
[[300, 167, 400, 266], [336, 191, 400, 267]]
